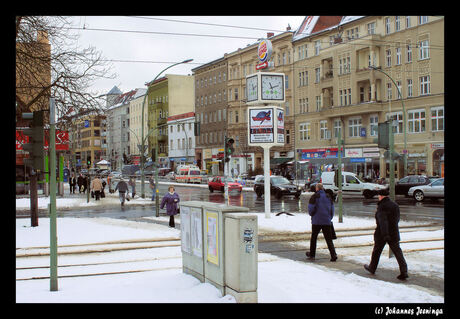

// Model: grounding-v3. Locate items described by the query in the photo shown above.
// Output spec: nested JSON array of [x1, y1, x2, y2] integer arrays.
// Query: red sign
[[16, 129, 69, 151], [256, 61, 268, 70]]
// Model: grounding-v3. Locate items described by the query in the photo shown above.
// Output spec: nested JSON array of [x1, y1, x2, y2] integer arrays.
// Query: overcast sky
[[66, 16, 305, 96]]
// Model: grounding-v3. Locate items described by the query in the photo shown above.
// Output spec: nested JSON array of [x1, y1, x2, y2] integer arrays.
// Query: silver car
[[408, 178, 444, 202]]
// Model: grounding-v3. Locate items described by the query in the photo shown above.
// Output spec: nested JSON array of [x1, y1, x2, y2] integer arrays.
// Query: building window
[[367, 22, 376, 35], [348, 118, 362, 137], [333, 120, 342, 138], [387, 82, 393, 100], [396, 47, 401, 65], [385, 17, 391, 34], [419, 40, 430, 60], [407, 79, 413, 97], [320, 120, 328, 139], [418, 16, 428, 25], [370, 114, 379, 136], [315, 40, 321, 55], [420, 75, 431, 95], [316, 96, 321, 111], [315, 68, 320, 83], [406, 44, 412, 63], [299, 122, 311, 141], [431, 106, 444, 131], [406, 16, 411, 28], [395, 16, 401, 31], [408, 109, 426, 133], [386, 49, 392, 67]]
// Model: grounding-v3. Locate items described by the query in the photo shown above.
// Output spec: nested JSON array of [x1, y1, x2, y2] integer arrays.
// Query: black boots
[[306, 251, 337, 262], [364, 264, 409, 280]]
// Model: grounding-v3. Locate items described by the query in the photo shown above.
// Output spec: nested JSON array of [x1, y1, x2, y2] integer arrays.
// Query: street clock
[[245, 72, 285, 105]]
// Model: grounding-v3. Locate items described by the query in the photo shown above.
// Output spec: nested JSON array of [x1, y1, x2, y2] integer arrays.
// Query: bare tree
[[16, 16, 116, 127]]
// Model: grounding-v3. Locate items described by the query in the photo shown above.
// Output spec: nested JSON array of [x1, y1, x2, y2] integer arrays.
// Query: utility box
[[180, 201, 206, 282], [180, 201, 257, 303], [224, 213, 258, 303]]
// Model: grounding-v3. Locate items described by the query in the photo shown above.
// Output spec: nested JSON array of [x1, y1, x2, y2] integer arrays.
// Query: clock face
[[246, 75, 258, 102], [261, 74, 284, 100]]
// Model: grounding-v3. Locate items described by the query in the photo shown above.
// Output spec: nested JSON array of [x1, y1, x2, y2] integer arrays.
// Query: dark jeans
[[369, 237, 408, 274], [309, 224, 337, 258], [94, 190, 101, 200], [169, 215, 175, 227]]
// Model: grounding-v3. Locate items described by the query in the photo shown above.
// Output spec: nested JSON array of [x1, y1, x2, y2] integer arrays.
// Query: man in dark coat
[[306, 183, 337, 261], [77, 174, 84, 193], [364, 189, 408, 280]]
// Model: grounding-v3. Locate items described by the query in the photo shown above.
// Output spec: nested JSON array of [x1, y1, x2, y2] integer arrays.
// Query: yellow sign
[[206, 211, 218, 265]]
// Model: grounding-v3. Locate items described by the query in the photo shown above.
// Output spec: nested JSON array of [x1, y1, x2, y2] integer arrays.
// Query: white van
[[175, 166, 202, 184], [321, 171, 387, 199]]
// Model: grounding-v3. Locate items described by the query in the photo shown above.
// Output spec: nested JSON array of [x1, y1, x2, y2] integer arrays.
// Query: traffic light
[[224, 136, 235, 163], [375, 122, 390, 150], [22, 111, 45, 172], [87, 156, 91, 167]]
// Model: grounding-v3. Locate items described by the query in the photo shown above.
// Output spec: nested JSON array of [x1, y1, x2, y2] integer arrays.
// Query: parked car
[[320, 171, 387, 199], [254, 175, 302, 199], [208, 176, 242, 194], [408, 178, 444, 202], [110, 171, 122, 179], [395, 175, 437, 196]]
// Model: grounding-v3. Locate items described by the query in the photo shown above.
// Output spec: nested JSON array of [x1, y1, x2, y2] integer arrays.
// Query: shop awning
[[270, 157, 294, 165]]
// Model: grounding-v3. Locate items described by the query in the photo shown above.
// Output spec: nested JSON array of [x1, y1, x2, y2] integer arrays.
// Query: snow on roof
[[292, 16, 320, 41], [339, 16, 365, 26]]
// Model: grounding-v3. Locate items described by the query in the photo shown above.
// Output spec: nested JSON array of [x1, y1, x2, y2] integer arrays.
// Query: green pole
[[49, 97, 58, 291], [337, 129, 343, 223], [389, 120, 395, 201]]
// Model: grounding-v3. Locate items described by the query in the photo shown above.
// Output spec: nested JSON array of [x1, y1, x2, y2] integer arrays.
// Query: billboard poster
[[191, 207, 202, 257], [180, 206, 191, 254], [276, 108, 284, 143], [249, 108, 274, 143], [206, 211, 219, 265]]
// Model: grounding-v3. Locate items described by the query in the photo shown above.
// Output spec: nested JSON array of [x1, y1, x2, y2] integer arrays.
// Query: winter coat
[[77, 175, 84, 186], [91, 178, 103, 192], [308, 189, 334, 225], [160, 192, 180, 216], [115, 180, 129, 193], [374, 196, 401, 242], [69, 176, 76, 186]]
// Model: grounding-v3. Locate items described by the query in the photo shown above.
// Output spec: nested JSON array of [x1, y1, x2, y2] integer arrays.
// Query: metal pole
[[155, 147, 159, 217], [49, 97, 58, 291], [263, 146, 270, 218], [337, 129, 343, 223], [389, 120, 396, 201]]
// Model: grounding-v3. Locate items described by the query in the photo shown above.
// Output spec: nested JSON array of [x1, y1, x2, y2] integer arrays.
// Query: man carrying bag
[[306, 183, 337, 262]]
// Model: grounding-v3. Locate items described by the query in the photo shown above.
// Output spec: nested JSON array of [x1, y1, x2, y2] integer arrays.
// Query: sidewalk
[[16, 190, 444, 304]]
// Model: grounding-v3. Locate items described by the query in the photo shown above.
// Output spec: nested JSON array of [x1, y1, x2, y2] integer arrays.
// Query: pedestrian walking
[[90, 175, 103, 200], [77, 173, 84, 193], [82, 175, 88, 194], [128, 176, 136, 198], [69, 173, 76, 194], [160, 185, 180, 228], [306, 183, 337, 262], [114, 178, 129, 207], [149, 175, 156, 201], [364, 189, 408, 280]]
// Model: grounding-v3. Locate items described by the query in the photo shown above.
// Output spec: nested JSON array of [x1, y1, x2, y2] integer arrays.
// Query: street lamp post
[[139, 59, 193, 203]]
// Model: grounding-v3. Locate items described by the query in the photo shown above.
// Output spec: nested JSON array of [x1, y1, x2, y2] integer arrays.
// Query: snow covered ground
[[16, 203, 444, 304]]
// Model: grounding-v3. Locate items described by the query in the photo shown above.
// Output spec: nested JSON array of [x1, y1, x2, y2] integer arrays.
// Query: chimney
[[267, 32, 274, 38]]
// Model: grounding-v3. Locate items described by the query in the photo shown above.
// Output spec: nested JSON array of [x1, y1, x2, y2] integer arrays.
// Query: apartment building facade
[[192, 57, 228, 174], [147, 74, 194, 169], [292, 16, 444, 179], [128, 88, 148, 162]]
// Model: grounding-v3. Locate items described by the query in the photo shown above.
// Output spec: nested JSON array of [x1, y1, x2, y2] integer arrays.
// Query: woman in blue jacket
[[160, 186, 180, 228], [306, 183, 337, 261]]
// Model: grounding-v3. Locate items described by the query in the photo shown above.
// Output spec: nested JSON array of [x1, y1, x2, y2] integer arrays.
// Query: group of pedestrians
[[68, 173, 89, 194], [306, 183, 408, 281]]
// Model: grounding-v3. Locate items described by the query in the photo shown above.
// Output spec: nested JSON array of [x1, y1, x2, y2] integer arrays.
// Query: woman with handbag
[[306, 183, 337, 262], [160, 186, 180, 228]]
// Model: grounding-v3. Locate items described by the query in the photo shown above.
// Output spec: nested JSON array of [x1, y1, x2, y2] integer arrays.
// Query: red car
[[208, 176, 242, 194]]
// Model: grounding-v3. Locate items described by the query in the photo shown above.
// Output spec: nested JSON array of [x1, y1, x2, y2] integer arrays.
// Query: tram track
[[16, 223, 443, 282]]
